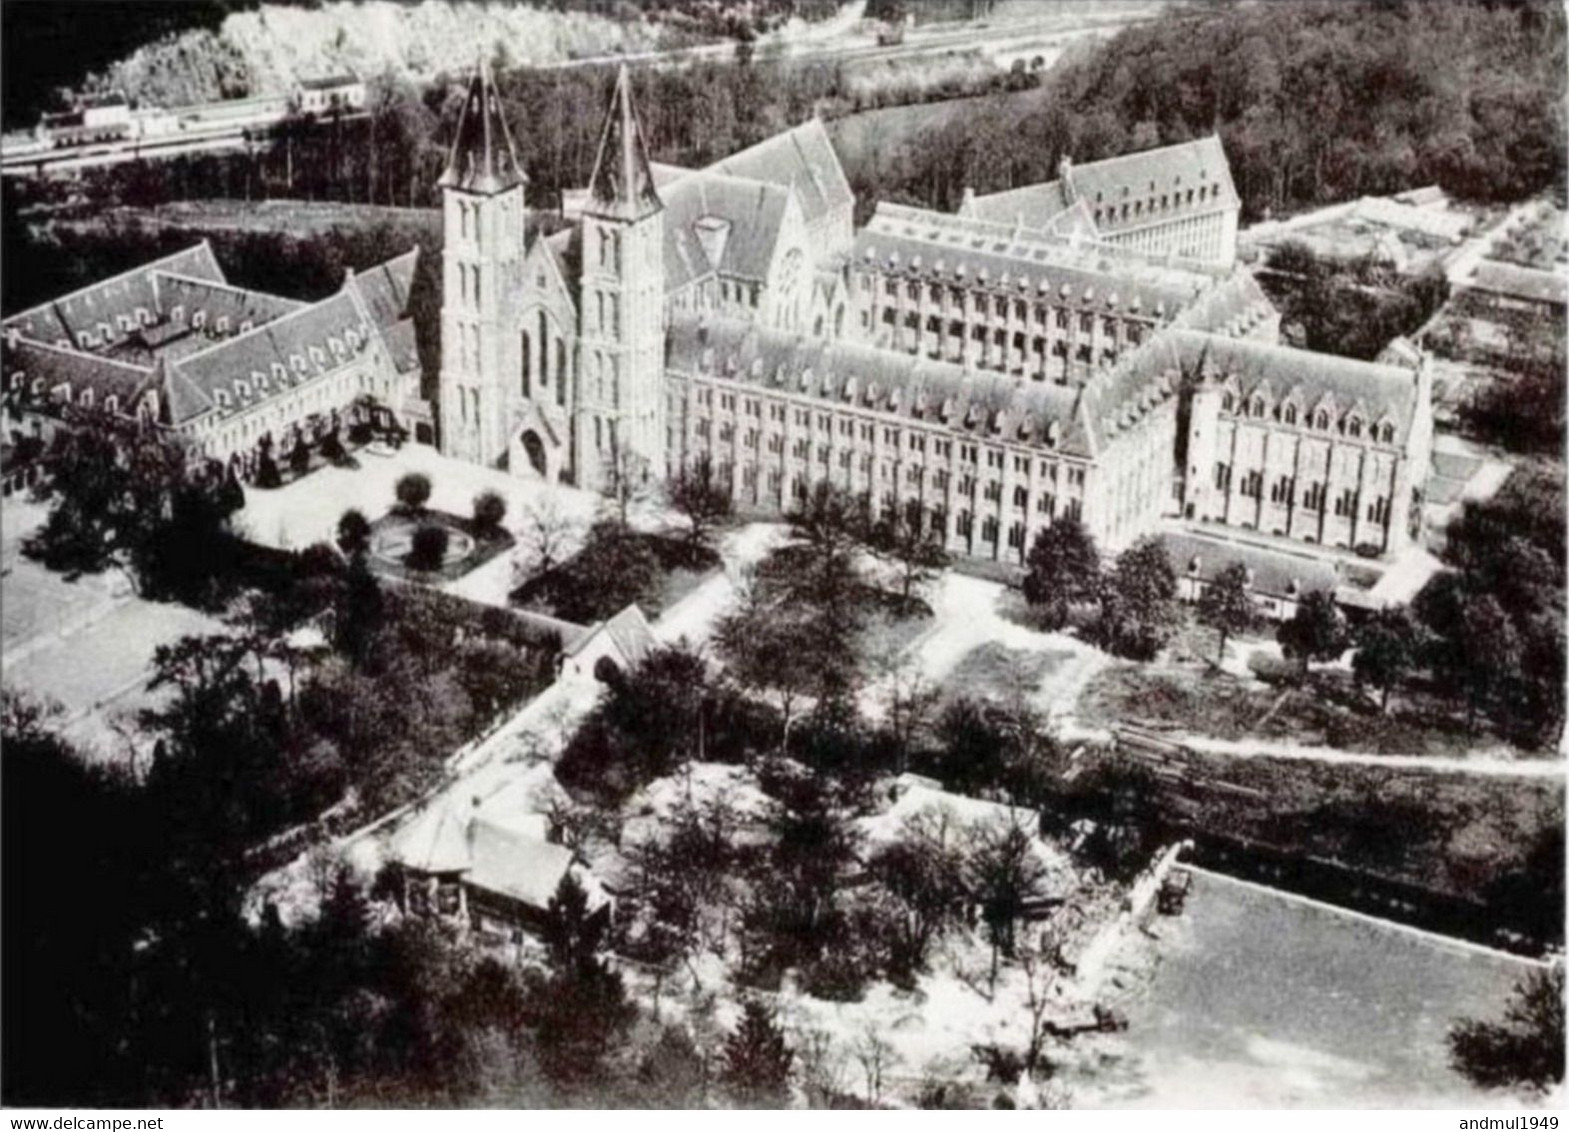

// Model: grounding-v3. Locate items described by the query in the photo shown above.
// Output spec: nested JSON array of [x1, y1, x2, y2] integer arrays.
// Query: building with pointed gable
[[434, 63, 1431, 564], [2, 240, 423, 474]]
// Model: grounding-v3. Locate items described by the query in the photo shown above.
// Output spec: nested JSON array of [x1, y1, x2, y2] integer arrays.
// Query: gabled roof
[[1465, 260, 1568, 307], [154, 273, 306, 329], [662, 172, 794, 283], [465, 818, 576, 911], [169, 291, 373, 424], [707, 118, 852, 232], [3, 242, 224, 346], [962, 179, 1071, 228], [665, 315, 1101, 456], [345, 248, 418, 329], [1, 336, 156, 408], [438, 59, 525, 195], [585, 65, 662, 222], [855, 203, 1215, 318], [1172, 269, 1277, 337], [564, 603, 657, 668], [1162, 329, 1420, 442], [1063, 135, 1239, 232]]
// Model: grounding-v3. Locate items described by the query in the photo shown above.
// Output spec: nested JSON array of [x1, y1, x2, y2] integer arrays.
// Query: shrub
[[473, 489, 507, 534], [336, 508, 371, 558], [320, 430, 346, 464], [407, 523, 450, 572], [395, 472, 432, 513], [255, 453, 282, 489]]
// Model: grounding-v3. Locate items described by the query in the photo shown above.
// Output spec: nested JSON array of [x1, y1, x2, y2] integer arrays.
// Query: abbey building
[[437, 63, 1432, 564]]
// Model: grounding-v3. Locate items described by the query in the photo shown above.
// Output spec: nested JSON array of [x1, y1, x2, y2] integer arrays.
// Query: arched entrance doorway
[[521, 430, 547, 477]]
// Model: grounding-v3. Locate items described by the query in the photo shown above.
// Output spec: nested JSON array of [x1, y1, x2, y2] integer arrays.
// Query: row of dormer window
[[1220, 391, 1396, 442]]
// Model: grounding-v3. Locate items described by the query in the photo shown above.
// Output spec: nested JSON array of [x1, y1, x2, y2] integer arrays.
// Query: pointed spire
[[439, 54, 525, 195], [586, 65, 661, 222]]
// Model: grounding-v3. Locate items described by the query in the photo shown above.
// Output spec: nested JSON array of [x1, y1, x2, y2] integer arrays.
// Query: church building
[[436, 61, 1430, 563]]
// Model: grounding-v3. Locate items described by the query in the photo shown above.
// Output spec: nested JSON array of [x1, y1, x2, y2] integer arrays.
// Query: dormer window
[[1251, 396, 1265, 418], [237, 380, 252, 400], [105, 395, 119, 414], [1347, 417, 1362, 438], [192, 310, 207, 330], [137, 307, 152, 326], [292, 355, 307, 373], [1314, 410, 1329, 430], [1380, 423, 1395, 444], [345, 327, 360, 349], [271, 362, 287, 383], [1283, 404, 1297, 425], [216, 389, 231, 409], [171, 305, 186, 323], [216, 316, 230, 334], [78, 332, 95, 349], [309, 346, 325, 367], [1222, 393, 1234, 412], [98, 322, 111, 340], [7, 372, 21, 391], [79, 387, 93, 408], [117, 314, 132, 332], [239, 320, 254, 334]]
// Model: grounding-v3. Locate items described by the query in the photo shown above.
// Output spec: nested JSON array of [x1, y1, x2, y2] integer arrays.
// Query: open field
[[1068, 869, 1545, 1107]]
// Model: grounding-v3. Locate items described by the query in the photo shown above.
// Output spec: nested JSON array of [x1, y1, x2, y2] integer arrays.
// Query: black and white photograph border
[[0, 0, 1563, 1115]]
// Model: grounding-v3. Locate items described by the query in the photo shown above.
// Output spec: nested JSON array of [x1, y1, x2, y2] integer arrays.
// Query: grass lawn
[[1079, 659, 1548, 760], [367, 508, 514, 583], [1070, 870, 1544, 1108], [943, 640, 1076, 705]]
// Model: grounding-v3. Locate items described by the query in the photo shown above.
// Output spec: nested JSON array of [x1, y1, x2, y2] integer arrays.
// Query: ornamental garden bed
[[367, 507, 514, 583]]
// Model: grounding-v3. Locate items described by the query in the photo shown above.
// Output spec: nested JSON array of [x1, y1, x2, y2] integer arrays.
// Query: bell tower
[[438, 58, 525, 467], [574, 65, 665, 492]]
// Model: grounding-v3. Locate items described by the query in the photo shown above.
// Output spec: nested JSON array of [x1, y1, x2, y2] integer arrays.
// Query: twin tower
[[437, 62, 665, 491]]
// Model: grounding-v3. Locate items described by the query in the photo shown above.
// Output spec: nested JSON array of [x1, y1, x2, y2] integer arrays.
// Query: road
[[3, 6, 1156, 177]]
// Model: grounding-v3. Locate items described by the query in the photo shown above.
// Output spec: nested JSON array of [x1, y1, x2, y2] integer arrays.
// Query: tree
[[600, 432, 653, 527], [406, 523, 450, 572], [331, 553, 386, 669], [256, 451, 283, 489], [515, 492, 578, 582], [1098, 536, 1179, 660], [548, 520, 659, 623], [966, 816, 1050, 992], [394, 471, 431, 513], [471, 489, 507, 535], [722, 1000, 794, 1105], [24, 420, 243, 606], [529, 874, 636, 1084], [1352, 606, 1421, 711], [1277, 589, 1347, 676], [667, 454, 733, 560], [1196, 561, 1255, 665], [1449, 966, 1564, 1092], [336, 508, 372, 559], [867, 510, 951, 612], [716, 582, 838, 751], [1022, 517, 1101, 630], [869, 812, 969, 977]]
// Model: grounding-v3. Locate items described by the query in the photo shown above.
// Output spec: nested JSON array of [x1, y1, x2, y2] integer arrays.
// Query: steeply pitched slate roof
[[856, 203, 1215, 318], [708, 119, 852, 230], [438, 61, 524, 194], [3, 242, 224, 347], [346, 248, 419, 329], [2, 337, 156, 406], [382, 320, 421, 375], [1063, 135, 1239, 233], [662, 173, 793, 284], [586, 65, 662, 222], [1162, 530, 1340, 601], [963, 179, 1071, 228], [666, 315, 1107, 456], [564, 603, 657, 667], [155, 273, 306, 329], [1171, 269, 1277, 336], [1162, 329, 1420, 441], [169, 291, 373, 424]]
